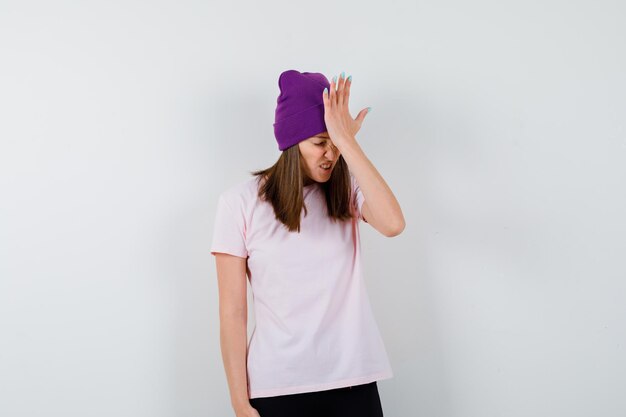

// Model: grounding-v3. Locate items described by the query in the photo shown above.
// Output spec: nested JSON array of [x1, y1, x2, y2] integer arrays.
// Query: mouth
[[319, 162, 332, 171]]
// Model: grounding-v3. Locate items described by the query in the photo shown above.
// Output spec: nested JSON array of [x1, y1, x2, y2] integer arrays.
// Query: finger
[[337, 71, 346, 106], [330, 75, 337, 107], [322, 86, 329, 109], [355, 107, 369, 123], [343, 73, 351, 107]]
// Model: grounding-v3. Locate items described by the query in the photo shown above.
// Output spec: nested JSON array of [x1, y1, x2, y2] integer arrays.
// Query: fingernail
[[340, 71, 345, 79], [323, 87, 328, 94], [332, 75, 337, 83], [367, 107, 372, 113], [347, 75, 352, 82]]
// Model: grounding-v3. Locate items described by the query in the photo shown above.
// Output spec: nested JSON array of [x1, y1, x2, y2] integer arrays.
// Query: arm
[[342, 138, 406, 237], [321, 73, 405, 237], [214, 253, 256, 415]]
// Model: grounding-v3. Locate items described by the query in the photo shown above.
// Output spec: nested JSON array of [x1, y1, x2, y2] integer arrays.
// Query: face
[[298, 131, 340, 184]]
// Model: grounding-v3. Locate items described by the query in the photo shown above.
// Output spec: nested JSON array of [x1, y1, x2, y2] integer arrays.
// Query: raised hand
[[322, 71, 370, 149]]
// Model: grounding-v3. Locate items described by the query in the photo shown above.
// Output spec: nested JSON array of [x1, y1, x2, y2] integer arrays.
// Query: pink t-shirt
[[210, 173, 393, 399]]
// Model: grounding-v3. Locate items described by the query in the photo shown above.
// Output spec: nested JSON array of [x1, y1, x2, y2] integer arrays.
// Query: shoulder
[[218, 176, 261, 208], [349, 171, 356, 185], [349, 171, 361, 193]]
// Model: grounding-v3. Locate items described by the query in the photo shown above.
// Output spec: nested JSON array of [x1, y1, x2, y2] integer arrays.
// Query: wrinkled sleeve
[[210, 193, 249, 258], [350, 173, 367, 223]]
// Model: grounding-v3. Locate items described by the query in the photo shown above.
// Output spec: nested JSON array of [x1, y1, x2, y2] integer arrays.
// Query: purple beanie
[[273, 69, 330, 151]]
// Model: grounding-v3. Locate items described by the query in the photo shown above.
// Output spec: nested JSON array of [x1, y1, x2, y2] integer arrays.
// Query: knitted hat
[[273, 69, 330, 151]]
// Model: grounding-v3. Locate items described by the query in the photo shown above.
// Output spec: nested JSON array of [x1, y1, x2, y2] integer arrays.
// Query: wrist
[[232, 399, 251, 412], [335, 135, 358, 151]]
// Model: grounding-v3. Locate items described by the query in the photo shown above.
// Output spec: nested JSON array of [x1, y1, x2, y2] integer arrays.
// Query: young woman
[[211, 70, 405, 417]]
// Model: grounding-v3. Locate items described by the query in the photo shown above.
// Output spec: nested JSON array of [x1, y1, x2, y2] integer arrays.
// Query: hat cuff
[[274, 103, 327, 151]]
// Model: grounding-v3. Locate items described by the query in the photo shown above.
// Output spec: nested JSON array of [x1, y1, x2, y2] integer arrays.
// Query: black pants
[[249, 381, 384, 417]]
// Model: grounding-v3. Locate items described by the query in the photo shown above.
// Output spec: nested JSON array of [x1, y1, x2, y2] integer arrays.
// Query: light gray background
[[1, 1, 625, 416]]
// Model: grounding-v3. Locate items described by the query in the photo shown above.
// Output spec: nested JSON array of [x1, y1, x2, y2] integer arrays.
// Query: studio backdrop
[[1, 1, 625, 416]]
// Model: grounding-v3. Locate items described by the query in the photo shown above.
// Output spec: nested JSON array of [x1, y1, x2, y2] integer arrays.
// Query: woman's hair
[[249, 145, 355, 233]]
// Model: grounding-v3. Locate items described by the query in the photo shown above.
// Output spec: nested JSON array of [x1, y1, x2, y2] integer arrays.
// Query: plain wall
[[1, 0, 625, 416]]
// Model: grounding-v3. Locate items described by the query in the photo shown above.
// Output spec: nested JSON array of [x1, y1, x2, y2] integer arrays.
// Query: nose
[[325, 142, 338, 159]]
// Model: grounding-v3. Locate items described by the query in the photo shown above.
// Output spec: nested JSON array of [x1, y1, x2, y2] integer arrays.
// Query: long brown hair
[[249, 144, 355, 233]]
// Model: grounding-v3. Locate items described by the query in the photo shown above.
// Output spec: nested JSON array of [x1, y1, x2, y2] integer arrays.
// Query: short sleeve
[[350, 173, 367, 223], [210, 193, 249, 258]]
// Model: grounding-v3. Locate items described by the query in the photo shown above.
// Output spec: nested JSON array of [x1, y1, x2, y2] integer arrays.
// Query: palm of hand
[[322, 72, 370, 144]]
